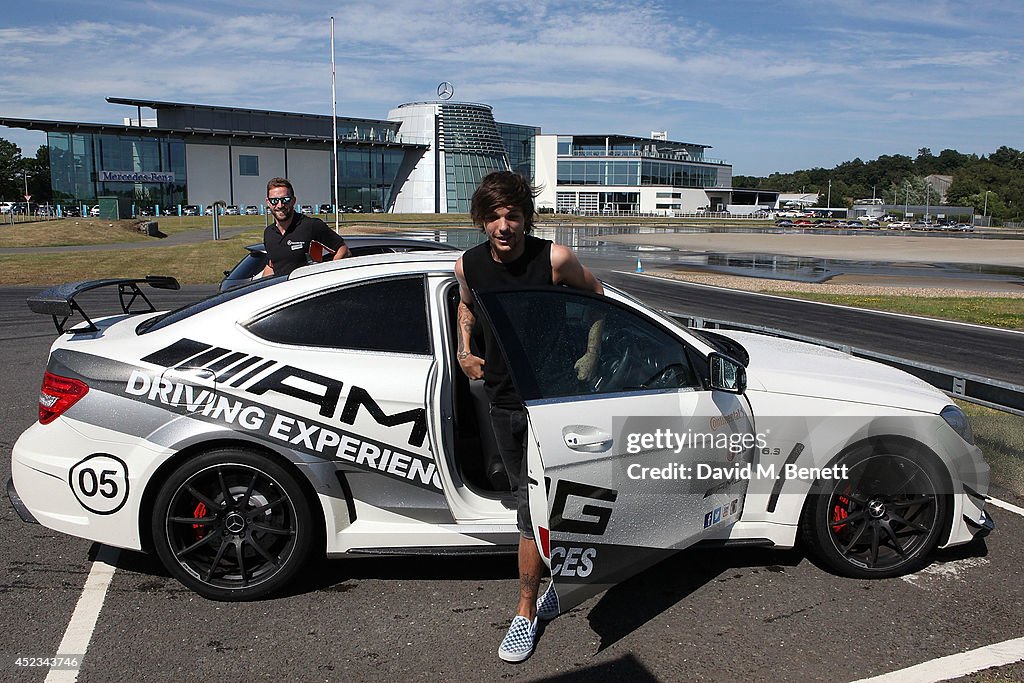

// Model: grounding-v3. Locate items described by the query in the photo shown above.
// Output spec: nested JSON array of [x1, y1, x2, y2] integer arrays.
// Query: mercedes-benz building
[[0, 97, 733, 215]]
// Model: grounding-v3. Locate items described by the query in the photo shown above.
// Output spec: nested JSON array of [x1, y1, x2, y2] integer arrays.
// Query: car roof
[[289, 250, 461, 281], [243, 235, 460, 254]]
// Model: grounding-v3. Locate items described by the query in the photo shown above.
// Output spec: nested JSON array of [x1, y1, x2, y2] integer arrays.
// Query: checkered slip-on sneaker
[[536, 582, 560, 621], [498, 615, 538, 663]]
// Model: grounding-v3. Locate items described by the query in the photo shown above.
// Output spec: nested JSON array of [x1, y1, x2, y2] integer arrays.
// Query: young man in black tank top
[[455, 171, 603, 662]]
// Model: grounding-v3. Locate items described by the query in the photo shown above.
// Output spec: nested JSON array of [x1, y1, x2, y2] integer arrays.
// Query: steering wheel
[[641, 363, 690, 390], [587, 329, 643, 393]]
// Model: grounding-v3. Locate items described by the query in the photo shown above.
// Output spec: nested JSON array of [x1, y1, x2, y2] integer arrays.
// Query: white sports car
[[9, 252, 992, 608]]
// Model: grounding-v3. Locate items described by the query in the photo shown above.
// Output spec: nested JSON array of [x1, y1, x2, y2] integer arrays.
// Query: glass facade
[[335, 146, 404, 210], [496, 122, 540, 181], [48, 131, 186, 206], [556, 159, 717, 188], [556, 160, 639, 185], [439, 103, 509, 213], [562, 135, 708, 161]]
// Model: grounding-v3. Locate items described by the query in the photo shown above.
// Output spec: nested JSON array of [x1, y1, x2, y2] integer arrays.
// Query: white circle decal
[[69, 454, 130, 515]]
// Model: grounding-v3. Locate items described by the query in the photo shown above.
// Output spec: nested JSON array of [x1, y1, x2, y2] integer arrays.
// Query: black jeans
[[488, 404, 533, 540]]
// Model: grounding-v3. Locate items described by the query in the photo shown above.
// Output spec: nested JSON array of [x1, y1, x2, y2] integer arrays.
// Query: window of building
[[246, 277, 430, 354], [239, 155, 259, 177]]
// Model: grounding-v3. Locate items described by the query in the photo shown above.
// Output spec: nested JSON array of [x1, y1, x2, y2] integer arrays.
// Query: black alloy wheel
[[152, 449, 314, 601], [801, 449, 948, 579]]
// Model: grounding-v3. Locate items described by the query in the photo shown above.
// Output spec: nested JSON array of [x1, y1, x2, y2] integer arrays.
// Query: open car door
[[475, 287, 755, 614]]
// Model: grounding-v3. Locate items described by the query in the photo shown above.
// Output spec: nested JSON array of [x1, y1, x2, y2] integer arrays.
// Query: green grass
[[958, 401, 1024, 497], [0, 230, 265, 285], [777, 292, 1024, 330]]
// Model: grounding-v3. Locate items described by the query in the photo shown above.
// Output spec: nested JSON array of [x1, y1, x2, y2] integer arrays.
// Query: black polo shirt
[[264, 213, 347, 277]]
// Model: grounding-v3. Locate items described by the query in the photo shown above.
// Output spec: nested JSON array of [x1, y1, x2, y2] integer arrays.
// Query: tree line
[[733, 146, 1023, 221], [0, 137, 51, 204]]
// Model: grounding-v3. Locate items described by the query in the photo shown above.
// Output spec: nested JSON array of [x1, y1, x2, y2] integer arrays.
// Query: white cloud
[[0, 0, 1021, 175]]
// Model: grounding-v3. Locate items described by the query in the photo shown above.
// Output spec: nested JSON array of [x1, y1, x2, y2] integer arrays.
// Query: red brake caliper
[[831, 495, 850, 533], [193, 502, 207, 540]]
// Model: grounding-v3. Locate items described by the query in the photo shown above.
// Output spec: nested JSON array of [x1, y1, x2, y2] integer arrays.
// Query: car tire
[[151, 448, 314, 601], [800, 446, 949, 579]]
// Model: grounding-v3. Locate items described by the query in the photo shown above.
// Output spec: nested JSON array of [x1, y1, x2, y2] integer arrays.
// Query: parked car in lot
[[138, 206, 155, 217], [244, 205, 261, 216], [63, 205, 82, 218], [219, 235, 459, 291], [318, 204, 333, 214], [11, 253, 992, 602], [225, 205, 240, 216], [89, 205, 101, 217], [183, 205, 200, 216]]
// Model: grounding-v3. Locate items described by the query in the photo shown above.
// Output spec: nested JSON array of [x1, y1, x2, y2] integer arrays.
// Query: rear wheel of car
[[151, 449, 314, 601], [800, 447, 948, 579]]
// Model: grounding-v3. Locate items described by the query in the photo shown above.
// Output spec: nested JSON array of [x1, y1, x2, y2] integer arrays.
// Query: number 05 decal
[[69, 454, 130, 514]]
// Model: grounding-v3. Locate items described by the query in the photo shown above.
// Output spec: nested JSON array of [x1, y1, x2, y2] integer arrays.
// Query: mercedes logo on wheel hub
[[225, 512, 246, 534]]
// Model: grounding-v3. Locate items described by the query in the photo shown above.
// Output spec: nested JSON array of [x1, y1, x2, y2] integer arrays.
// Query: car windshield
[[137, 275, 284, 334]]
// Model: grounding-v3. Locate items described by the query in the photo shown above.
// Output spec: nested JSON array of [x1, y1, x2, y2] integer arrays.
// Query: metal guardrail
[[669, 314, 1024, 417]]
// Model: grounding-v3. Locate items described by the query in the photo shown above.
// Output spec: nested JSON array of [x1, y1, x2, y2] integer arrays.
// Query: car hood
[[716, 330, 947, 413]]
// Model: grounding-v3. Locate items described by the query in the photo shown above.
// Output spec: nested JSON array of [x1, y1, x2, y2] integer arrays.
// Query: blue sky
[[2, 0, 1021, 176]]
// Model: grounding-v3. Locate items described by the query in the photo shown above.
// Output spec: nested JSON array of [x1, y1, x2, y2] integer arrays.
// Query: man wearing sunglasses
[[261, 177, 350, 277]]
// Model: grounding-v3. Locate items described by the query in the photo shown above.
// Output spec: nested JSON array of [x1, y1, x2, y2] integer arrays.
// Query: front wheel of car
[[151, 449, 314, 601], [800, 447, 949, 579]]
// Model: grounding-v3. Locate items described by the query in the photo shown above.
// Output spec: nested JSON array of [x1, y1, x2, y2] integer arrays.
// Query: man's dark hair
[[470, 171, 539, 234], [267, 177, 294, 195]]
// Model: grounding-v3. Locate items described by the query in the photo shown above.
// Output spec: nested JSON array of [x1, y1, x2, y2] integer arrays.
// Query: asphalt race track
[[2, 280, 1023, 682]]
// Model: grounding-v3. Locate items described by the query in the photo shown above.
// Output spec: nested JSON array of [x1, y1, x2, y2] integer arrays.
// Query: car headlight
[[940, 405, 975, 445]]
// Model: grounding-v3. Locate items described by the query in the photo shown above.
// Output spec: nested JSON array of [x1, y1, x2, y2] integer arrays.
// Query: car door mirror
[[708, 353, 746, 394]]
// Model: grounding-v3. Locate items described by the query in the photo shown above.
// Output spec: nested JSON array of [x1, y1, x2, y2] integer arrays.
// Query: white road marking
[[988, 496, 1024, 518], [615, 269, 1024, 336], [45, 546, 119, 683], [849, 636, 1024, 683]]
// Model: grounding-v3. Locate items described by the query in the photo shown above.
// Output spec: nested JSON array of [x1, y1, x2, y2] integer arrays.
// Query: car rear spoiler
[[27, 276, 180, 334]]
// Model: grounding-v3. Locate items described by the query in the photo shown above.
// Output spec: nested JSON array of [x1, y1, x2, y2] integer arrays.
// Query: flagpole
[[331, 16, 340, 234]]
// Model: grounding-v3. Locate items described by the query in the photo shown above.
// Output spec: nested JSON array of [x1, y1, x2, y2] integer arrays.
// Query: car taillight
[[39, 371, 89, 424]]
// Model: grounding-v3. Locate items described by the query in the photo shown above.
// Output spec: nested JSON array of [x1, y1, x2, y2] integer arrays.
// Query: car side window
[[477, 288, 700, 401], [246, 276, 430, 354]]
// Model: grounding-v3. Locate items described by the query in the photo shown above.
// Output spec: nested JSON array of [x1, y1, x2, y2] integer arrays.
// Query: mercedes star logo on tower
[[437, 81, 454, 100]]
